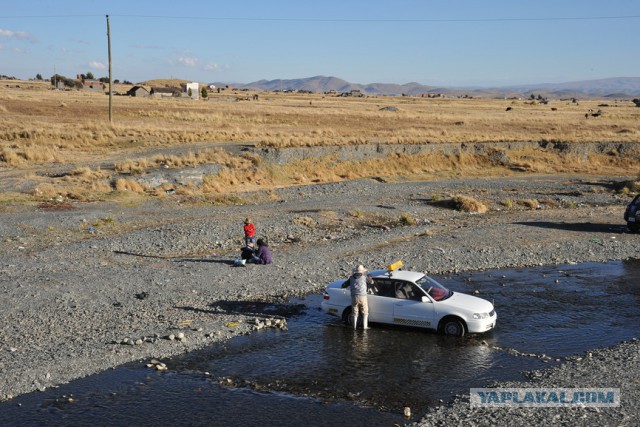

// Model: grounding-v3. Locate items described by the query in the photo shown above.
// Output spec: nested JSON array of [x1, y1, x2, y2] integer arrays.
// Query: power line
[[1, 13, 639, 23]]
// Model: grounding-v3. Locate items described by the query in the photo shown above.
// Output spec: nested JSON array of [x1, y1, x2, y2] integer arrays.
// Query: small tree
[[633, 99, 640, 107], [36, 73, 43, 80], [188, 88, 192, 97], [201, 87, 208, 98], [86, 71, 95, 80]]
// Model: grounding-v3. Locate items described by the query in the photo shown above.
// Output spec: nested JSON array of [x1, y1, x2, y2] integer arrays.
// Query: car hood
[[440, 292, 494, 314]]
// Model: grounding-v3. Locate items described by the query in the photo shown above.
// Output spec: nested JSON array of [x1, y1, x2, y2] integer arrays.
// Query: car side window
[[394, 282, 422, 301], [372, 279, 395, 298]]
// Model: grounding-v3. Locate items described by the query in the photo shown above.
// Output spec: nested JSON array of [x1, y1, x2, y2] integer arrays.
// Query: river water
[[1, 260, 639, 426]]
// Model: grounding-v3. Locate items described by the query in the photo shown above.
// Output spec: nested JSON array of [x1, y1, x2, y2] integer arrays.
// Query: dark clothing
[[240, 245, 255, 260], [256, 245, 272, 264]]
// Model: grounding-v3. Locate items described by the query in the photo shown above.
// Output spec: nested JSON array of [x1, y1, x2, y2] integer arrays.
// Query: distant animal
[[505, 107, 512, 111], [551, 107, 557, 111]]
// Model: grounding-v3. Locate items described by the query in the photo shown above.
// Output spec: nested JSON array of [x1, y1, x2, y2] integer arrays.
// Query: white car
[[321, 263, 496, 336]]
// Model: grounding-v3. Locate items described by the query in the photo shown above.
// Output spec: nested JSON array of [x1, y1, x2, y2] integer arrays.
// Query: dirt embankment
[[1, 174, 639, 426], [253, 140, 640, 165]]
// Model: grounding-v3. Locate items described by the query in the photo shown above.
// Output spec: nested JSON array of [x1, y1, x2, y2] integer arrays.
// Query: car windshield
[[416, 275, 452, 301]]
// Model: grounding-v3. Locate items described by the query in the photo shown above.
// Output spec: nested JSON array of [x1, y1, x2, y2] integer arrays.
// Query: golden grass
[[1, 79, 640, 201], [399, 212, 417, 225], [501, 198, 514, 208], [2, 80, 639, 158], [518, 199, 540, 209], [451, 195, 488, 213]]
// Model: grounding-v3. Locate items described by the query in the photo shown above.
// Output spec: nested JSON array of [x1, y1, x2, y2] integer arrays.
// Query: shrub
[[114, 178, 146, 192], [518, 199, 539, 209], [451, 195, 488, 213], [539, 199, 559, 208], [399, 212, 416, 225]]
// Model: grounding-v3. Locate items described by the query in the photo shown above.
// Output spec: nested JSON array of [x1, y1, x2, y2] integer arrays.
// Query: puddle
[[1, 260, 639, 426]]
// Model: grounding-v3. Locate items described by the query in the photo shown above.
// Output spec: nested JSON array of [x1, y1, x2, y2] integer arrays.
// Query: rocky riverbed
[[1, 174, 639, 425]]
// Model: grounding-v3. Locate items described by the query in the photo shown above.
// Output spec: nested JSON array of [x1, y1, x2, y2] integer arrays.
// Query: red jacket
[[244, 223, 255, 238]]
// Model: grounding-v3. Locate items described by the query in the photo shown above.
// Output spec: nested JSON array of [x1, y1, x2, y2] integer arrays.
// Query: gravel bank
[[1, 174, 639, 425], [411, 339, 640, 427]]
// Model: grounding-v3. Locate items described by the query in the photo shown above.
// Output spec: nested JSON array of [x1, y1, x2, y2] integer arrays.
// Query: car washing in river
[[322, 260, 497, 336]]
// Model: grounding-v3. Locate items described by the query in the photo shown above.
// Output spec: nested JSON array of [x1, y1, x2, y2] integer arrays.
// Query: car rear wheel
[[341, 306, 353, 325], [441, 318, 466, 337], [628, 222, 640, 233]]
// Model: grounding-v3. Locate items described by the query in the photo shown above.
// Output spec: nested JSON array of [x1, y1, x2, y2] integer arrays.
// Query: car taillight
[[323, 293, 330, 300]]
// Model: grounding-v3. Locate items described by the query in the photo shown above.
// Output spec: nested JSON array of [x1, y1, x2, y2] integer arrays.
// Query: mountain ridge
[[217, 75, 640, 98]]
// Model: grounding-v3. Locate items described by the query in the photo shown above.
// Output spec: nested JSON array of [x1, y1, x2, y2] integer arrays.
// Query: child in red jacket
[[243, 218, 256, 245]]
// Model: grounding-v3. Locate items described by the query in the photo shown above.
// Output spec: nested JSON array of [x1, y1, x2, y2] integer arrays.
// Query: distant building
[[82, 80, 105, 92], [127, 85, 150, 97], [150, 87, 181, 98], [185, 82, 199, 99]]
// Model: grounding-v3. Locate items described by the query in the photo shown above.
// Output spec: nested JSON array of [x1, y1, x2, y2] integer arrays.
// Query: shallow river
[[1, 260, 639, 426]]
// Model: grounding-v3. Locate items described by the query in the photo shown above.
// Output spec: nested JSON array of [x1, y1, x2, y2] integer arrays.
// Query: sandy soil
[[1, 174, 639, 425]]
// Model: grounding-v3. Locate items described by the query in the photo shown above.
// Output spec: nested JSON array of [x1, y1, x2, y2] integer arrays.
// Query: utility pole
[[106, 15, 113, 123]]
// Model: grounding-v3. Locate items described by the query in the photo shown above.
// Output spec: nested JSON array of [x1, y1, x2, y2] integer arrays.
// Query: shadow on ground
[[515, 221, 628, 233], [174, 300, 306, 318]]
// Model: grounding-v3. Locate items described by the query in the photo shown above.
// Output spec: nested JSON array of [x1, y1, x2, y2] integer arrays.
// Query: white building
[[186, 82, 199, 99]]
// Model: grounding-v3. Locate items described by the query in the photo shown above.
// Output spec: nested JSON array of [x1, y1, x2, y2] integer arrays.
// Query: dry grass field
[[1, 79, 639, 202]]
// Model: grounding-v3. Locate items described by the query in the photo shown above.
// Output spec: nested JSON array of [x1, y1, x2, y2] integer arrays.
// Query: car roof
[[369, 269, 425, 283]]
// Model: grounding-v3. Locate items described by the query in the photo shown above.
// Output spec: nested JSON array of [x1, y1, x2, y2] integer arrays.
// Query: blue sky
[[1, 0, 639, 87]]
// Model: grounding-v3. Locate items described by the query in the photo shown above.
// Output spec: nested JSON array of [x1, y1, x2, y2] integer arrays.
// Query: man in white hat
[[349, 264, 372, 330]]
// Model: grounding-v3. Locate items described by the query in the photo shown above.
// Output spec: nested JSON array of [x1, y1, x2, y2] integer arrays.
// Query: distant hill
[[224, 75, 640, 99], [501, 77, 640, 98]]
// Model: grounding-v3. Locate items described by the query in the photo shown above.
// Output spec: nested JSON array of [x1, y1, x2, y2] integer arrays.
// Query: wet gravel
[[1, 174, 639, 426]]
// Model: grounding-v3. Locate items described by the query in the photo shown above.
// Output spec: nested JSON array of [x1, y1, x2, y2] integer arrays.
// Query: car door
[[366, 279, 395, 324], [392, 281, 436, 329]]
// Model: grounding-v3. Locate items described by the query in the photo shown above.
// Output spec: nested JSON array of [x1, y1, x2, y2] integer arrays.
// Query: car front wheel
[[441, 318, 466, 337], [628, 221, 640, 233]]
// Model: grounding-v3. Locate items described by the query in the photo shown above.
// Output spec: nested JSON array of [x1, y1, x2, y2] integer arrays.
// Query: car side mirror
[[422, 296, 431, 303]]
